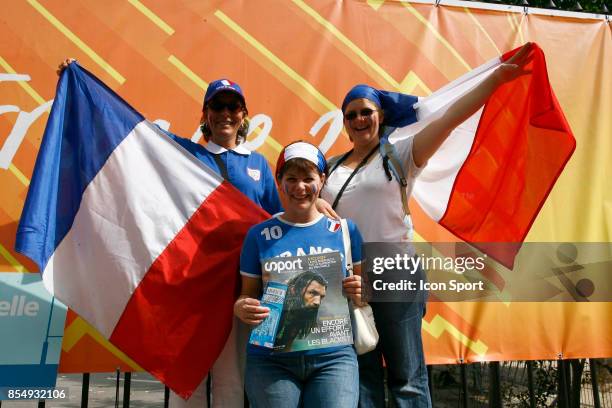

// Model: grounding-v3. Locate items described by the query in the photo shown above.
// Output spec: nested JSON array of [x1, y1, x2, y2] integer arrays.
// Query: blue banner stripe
[[0, 364, 59, 387]]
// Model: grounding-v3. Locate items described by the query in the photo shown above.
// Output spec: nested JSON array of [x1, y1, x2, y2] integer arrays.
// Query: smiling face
[[343, 98, 384, 149], [278, 161, 325, 214], [200, 91, 246, 147]]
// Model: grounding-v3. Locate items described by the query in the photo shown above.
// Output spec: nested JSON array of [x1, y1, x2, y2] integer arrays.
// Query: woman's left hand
[[343, 274, 365, 307], [316, 198, 339, 220], [495, 42, 535, 85]]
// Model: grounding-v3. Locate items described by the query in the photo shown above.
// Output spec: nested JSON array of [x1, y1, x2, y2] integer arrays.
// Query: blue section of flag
[[15, 63, 143, 272]]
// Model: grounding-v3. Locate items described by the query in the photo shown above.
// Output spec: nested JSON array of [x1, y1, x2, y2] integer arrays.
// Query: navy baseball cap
[[203, 79, 246, 109]]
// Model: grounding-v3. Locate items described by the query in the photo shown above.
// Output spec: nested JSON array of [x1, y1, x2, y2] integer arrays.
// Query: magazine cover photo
[[250, 252, 353, 353]]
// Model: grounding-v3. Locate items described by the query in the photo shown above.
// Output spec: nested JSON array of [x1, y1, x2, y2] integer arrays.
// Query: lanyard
[[212, 153, 229, 180], [329, 144, 379, 210]]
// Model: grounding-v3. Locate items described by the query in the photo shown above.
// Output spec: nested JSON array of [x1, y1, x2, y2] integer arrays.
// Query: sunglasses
[[343, 108, 378, 121], [207, 100, 244, 113]]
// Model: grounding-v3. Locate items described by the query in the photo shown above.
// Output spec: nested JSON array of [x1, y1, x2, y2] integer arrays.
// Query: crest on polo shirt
[[327, 219, 341, 233], [247, 168, 261, 181]]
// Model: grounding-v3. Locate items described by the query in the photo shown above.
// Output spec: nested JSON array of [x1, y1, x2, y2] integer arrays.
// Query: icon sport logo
[[327, 219, 341, 233]]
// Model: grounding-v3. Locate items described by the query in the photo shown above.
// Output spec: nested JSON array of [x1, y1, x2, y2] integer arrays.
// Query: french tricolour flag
[[397, 44, 575, 268], [15, 64, 268, 398]]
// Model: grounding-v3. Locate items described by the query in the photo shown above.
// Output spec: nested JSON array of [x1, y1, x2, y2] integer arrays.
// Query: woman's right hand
[[234, 296, 270, 325], [56, 58, 76, 76]]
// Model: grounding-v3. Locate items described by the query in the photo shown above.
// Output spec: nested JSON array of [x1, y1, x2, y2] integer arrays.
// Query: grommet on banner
[[521, 0, 529, 14]]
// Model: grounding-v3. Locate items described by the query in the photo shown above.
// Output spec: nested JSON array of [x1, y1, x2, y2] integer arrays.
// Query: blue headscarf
[[341, 85, 419, 128]]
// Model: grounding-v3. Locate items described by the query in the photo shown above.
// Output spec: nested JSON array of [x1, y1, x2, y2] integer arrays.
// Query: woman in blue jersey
[[165, 78, 282, 408], [235, 141, 364, 408], [168, 79, 283, 215]]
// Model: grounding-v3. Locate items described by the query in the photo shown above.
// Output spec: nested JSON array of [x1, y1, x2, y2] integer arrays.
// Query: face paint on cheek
[[281, 181, 291, 196], [308, 183, 319, 196]]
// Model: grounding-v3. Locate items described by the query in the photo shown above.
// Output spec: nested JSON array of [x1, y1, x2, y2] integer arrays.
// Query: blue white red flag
[[403, 44, 575, 268], [15, 63, 268, 399]]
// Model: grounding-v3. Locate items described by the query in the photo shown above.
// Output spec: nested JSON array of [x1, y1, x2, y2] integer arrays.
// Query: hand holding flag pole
[[494, 42, 534, 83], [412, 43, 536, 168]]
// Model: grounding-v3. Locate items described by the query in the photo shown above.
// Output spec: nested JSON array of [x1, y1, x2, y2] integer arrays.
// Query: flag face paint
[[279, 170, 320, 205], [15, 64, 269, 398], [309, 183, 319, 196], [282, 181, 291, 196], [280, 180, 318, 199]]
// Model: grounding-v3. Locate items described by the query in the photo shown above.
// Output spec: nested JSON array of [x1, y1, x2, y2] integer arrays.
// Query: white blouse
[[322, 135, 425, 243]]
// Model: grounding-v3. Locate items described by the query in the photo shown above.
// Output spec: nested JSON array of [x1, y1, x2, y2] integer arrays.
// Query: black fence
[[1, 358, 609, 407], [430, 359, 611, 407]]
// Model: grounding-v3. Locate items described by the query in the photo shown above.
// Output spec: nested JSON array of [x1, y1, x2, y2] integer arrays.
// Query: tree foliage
[[481, 0, 610, 13]]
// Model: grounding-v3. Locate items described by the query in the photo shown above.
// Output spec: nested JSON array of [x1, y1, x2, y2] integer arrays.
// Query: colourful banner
[[1, 0, 610, 371]]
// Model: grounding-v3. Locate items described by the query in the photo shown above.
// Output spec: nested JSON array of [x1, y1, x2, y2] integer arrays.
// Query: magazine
[[249, 252, 353, 353]]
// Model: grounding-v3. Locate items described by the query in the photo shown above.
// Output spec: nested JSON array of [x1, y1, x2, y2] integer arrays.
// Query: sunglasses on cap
[[343, 108, 378, 121], [207, 100, 244, 113]]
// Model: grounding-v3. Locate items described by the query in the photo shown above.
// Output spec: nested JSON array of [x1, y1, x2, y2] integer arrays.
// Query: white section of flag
[[43, 121, 223, 337], [389, 57, 500, 221]]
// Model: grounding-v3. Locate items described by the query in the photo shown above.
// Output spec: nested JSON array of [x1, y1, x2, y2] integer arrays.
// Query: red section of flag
[[439, 44, 576, 268], [109, 181, 269, 399]]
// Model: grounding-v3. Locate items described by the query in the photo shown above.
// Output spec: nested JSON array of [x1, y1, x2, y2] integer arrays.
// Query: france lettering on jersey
[[240, 214, 363, 282]]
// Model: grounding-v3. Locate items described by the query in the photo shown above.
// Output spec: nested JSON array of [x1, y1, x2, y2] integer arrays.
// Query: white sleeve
[[390, 134, 427, 180]]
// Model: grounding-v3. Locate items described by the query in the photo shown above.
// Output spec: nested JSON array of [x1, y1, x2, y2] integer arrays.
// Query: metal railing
[[3, 358, 609, 407]]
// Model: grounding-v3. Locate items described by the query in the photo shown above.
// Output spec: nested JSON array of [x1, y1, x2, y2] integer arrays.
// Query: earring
[[200, 122, 210, 134]]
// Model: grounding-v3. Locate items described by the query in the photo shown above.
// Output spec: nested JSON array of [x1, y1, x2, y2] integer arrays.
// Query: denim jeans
[[245, 346, 359, 408], [358, 301, 432, 408]]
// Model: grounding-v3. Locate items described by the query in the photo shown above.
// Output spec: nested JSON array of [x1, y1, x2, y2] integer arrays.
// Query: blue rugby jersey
[[163, 130, 282, 215], [240, 213, 363, 355]]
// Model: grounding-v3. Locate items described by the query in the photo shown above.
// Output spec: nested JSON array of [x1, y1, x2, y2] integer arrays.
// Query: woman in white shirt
[[321, 43, 534, 408]]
